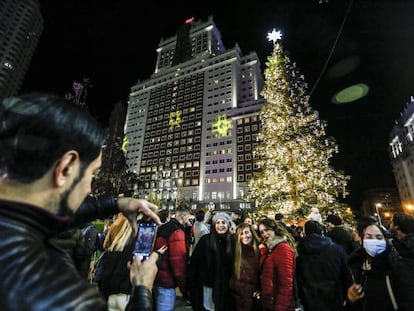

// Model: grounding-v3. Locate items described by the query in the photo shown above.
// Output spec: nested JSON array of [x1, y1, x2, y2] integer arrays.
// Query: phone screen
[[133, 221, 158, 261]]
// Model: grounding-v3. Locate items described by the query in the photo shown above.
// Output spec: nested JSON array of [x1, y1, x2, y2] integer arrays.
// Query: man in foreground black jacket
[[0, 93, 160, 310]]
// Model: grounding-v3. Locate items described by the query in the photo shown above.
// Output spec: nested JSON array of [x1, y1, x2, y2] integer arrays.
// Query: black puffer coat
[[0, 195, 153, 311]]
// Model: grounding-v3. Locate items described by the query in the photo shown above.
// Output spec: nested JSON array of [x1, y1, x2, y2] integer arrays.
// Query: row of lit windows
[[142, 178, 199, 188], [141, 160, 200, 173], [205, 176, 232, 183], [145, 126, 202, 140], [206, 149, 232, 156], [142, 145, 201, 159]]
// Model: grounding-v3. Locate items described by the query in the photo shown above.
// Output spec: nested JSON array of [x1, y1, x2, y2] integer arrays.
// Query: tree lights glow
[[249, 35, 350, 218]]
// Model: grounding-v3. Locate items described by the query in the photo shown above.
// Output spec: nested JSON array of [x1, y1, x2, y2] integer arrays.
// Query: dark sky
[[22, 0, 414, 208]]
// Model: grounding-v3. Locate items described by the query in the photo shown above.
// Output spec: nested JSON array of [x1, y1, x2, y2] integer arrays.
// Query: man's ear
[[54, 151, 79, 187]]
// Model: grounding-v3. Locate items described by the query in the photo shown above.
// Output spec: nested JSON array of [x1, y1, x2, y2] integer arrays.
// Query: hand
[[117, 197, 161, 234], [128, 251, 160, 290], [156, 245, 168, 255], [347, 283, 364, 303]]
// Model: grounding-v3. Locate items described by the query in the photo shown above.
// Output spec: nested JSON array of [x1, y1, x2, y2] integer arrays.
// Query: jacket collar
[[0, 199, 68, 237]]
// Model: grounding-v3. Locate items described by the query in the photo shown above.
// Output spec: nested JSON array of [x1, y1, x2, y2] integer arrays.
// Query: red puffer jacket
[[259, 242, 295, 311], [153, 219, 188, 295]]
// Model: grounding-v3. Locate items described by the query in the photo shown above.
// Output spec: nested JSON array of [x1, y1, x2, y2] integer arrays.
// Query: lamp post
[[375, 203, 382, 226]]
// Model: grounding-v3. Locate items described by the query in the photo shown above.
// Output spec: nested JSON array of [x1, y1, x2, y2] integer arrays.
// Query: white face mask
[[363, 239, 386, 257]]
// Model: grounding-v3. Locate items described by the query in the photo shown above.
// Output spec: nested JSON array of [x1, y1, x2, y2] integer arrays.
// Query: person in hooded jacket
[[296, 220, 349, 311]]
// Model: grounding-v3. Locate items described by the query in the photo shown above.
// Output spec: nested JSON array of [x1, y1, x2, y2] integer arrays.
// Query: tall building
[[389, 96, 414, 214], [0, 0, 43, 101], [125, 16, 264, 211]]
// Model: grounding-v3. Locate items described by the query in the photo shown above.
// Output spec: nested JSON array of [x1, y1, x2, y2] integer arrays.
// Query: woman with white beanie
[[189, 212, 235, 311]]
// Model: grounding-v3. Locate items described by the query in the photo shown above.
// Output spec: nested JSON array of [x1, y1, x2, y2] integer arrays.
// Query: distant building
[[125, 16, 264, 211], [0, 0, 43, 100], [389, 96, 414, 214]]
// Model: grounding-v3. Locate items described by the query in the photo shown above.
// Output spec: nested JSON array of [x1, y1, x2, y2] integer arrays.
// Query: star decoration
[[121, 136, 128, 154], [212, 114, 233, 137], [169, 110, 182, 128], [267, 29, 282, 44]]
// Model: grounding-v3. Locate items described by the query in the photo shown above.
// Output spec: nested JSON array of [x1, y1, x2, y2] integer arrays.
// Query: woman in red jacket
[[258, 218, 296, 311]]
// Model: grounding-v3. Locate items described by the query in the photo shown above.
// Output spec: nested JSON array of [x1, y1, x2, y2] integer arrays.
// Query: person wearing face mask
[[346, 218, 398, 311], [229, 223, 261, 311]]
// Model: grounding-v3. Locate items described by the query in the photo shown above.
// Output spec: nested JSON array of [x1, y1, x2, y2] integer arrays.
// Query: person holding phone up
[[346, 218, 402, 311], [0, 93, 161, 311]]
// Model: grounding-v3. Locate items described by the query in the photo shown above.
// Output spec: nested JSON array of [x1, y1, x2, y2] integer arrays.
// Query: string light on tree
[[249, 29, 350, 219]]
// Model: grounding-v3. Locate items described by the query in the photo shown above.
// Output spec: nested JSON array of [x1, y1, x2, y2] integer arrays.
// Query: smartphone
[[133, 221, 158, 261]]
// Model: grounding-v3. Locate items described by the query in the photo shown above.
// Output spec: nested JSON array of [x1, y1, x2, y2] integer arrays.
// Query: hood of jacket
[[298, 233, 333, 255]]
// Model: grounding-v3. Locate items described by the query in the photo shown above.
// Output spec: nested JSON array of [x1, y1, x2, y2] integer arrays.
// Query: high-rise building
[[389, 96, 414, 214], [0, 0, 43, 101], [125, 16, 264, 211]]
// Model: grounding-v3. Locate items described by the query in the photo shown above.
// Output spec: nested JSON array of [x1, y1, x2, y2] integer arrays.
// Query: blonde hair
[[233, 223, 260, 280], [107, 216, 134, 252]]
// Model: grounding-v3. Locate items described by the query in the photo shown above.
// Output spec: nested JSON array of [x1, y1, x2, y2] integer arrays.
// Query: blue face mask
[[363, 239, 386, 257]]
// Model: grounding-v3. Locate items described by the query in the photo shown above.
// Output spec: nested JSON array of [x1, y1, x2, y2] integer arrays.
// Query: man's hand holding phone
[[133, 221, 158, 261], [128, 246, 168, 290]]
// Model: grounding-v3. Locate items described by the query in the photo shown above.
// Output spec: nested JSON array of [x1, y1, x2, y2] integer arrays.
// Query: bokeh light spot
[[332, 83, 369, 104]]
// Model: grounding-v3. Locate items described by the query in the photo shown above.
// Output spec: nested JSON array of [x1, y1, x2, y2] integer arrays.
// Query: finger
[[141, 204, 161, 225], [145, 251, 160, 266]]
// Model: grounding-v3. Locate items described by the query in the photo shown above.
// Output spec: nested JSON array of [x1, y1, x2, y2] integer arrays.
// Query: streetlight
[[375, 203, 382, 226], [406, 204, 414, 216]]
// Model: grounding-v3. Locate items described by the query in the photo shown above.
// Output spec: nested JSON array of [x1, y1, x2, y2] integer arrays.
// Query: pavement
[[174, 290, 192, 311]]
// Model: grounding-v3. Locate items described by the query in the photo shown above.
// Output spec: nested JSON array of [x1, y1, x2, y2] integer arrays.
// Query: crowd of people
[[1, 92, 414, 311]]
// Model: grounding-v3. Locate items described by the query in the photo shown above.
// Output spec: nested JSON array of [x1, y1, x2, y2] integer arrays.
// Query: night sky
[[22, 0, 414, 208]]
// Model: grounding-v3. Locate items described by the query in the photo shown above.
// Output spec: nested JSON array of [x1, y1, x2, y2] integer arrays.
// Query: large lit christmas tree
[[249, 30, 350, 219]]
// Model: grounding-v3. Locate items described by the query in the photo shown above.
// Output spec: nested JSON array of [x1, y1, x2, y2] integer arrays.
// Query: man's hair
[[195, 209, 205, 221], [304, 220, 323, 235], [175, 204, 190, 215], [275, 213, 284, 221], [393, 213, 414, 234], [0, 93, 107, 183]]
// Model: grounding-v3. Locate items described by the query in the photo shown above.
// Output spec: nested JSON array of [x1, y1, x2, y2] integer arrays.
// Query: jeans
[[154, 286, 176, 311]]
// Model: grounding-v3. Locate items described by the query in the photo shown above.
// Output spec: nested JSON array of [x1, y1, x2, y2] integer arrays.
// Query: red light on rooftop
[[185, 17, 194, 24]]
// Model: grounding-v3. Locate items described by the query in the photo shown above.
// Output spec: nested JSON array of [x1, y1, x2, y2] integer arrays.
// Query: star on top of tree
[[267, 29, 282, 45]]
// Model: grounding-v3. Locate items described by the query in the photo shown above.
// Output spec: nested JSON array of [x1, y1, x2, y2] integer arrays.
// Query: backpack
[[296, 245, 342, 311]]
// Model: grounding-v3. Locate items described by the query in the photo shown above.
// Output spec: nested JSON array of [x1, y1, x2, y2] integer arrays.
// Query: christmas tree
[[249, 30, 350, 219]]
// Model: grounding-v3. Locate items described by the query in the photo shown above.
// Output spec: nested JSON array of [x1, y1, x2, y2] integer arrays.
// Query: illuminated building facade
[[0, 0, 43, 100], [125, 16, 264, 211], [389, 96, 414, 214]]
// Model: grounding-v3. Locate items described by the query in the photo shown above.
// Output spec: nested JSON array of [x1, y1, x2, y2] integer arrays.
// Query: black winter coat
[[346, 246, 399, 311], [296, 233, 349, 311], [0, 196, 153, 311]]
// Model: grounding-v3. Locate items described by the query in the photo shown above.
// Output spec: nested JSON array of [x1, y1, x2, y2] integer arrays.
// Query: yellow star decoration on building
[[121, 136, 128, 154], [212, 114, 233, 137], [169, 110, 182, 128]]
